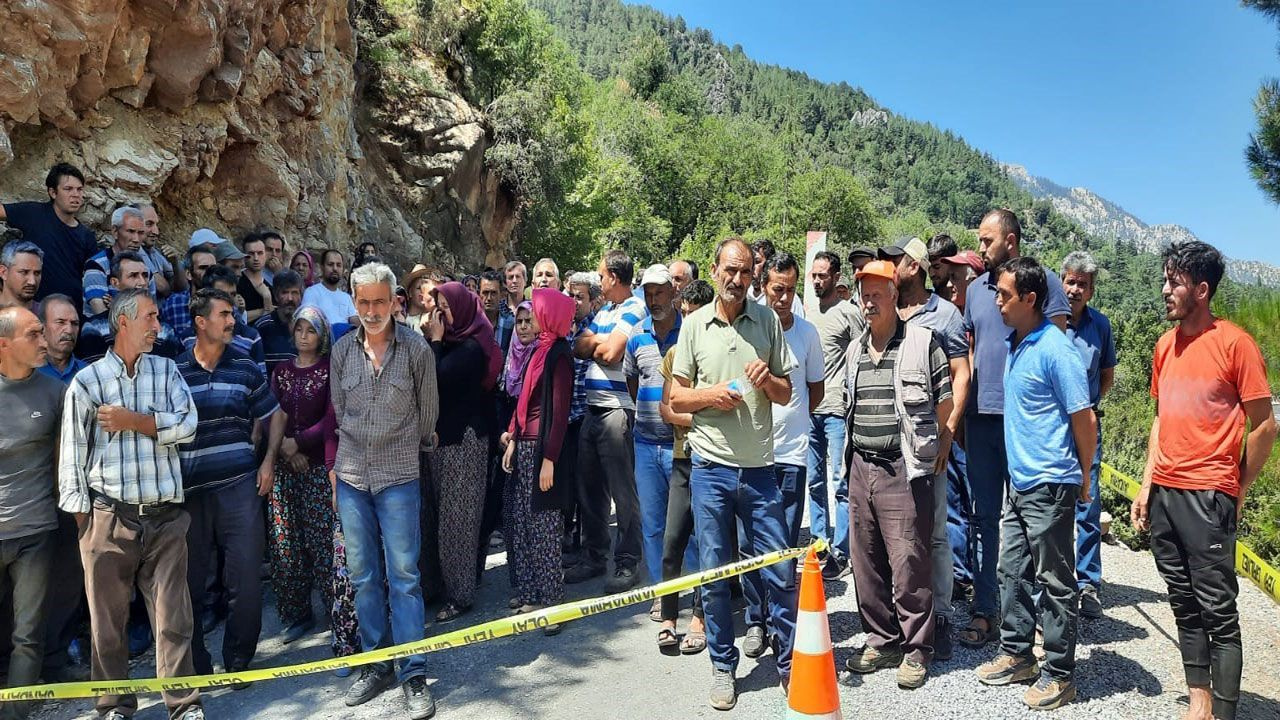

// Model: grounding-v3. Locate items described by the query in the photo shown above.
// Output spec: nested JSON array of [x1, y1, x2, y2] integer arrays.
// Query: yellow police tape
[[1100, 463, 1280, 605], [0, 541, 821, 702]]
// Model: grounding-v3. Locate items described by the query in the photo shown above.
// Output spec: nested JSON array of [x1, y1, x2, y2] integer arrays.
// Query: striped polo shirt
[[585, 295, 647, 409], [175, 346, 279, 494], [624, 314, 682, 444], [850, 322, 951, 454]]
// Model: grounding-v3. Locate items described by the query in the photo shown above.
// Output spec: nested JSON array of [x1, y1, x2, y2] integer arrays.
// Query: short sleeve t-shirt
[[302, 283, 358, 328], [808, 299, 865, 416], [238, 274, 272, 314], [624, 315, 680, 444], [660, 348, 691, 459], [2, 201, 99, 311], [673, 300, 795, 468], [1064, 306, 1117, 408], [585, 295, 647, 409], [1151, 320, 1271, 497], [904, 292, 969, 360], [0, 371, 65, 540], [964, 265, 1071, 415], [773, 316, 825, 466]]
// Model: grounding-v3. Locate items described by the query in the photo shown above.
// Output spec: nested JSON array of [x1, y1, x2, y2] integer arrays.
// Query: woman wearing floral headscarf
[[268, 305, 358, 661], [500, 288, 575, 634]]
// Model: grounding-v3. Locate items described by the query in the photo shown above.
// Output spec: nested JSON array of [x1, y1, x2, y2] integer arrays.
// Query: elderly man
[[59, 288, 203, 720], [82, 206, 156, 315], [132, 202, 176, 298], [941, 251, 985, 313], [671, 237, 797, 710], [842, 260, 953, 690], [0, 242, 43, 311], [531, 258, 560, 290], [331, 262, 439, 720], [668, 259, 698, 294], [37, 294, 84, 383], [563, 271, 601, 556]]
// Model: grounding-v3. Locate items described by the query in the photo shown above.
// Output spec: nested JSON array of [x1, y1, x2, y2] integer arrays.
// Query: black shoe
[[1080, 585, 1103, 619], [820, 553, 849, 580], [345, 666, 395, 706], [282, 614, 316, 644], [200, 607, 220, 635], [934, 615, 953, 661], [742, 625, 767, 658], [403, 676, 436, 719], [226, 660, 252, 691], [604, 565, 640, 593], [564, 562, 606, 584]]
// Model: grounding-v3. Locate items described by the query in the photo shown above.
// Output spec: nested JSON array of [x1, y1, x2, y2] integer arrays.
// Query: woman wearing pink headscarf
[[500, 288, 575, 634], [290, 250, 317, 287]]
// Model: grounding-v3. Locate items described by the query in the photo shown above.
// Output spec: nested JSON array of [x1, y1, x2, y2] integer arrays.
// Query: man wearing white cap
[[623, 264, 682, 591]]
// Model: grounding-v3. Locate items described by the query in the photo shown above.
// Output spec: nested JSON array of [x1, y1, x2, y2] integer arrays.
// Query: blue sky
[[637, 0, 1280, 264]]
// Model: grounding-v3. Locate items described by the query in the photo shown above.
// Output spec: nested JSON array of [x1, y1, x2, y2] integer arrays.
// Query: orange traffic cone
[[786, 547, 842, 719]]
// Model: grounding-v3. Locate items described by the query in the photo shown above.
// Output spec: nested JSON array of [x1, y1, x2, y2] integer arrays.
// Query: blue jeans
[[690, 455, 797, 678], [806, 414, 848, 558], [965, 413, 1007, 619], [1075, 432, 1103, 590], [743, 463, 805, 628], [634, 439, 674, 583], [946, 442, 973, 584], [337, 479, 426, 681]]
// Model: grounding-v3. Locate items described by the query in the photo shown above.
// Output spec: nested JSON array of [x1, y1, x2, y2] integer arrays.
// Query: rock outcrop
[[0, 0, 516, 272]]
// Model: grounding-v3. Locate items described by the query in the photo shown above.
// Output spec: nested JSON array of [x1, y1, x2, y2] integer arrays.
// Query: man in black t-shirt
[[0, 163, 98, 313]]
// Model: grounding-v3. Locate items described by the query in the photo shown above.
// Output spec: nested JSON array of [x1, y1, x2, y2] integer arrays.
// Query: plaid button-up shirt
[[58, 350, 198, 513], [331, 322, 439, 493]]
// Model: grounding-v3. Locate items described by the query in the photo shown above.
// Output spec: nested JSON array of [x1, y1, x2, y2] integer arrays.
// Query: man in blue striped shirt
[[175, 288, 280, 681], [571, 249, 648, 591], [625, 265, 682, 587], [185, 264, 267, 375]]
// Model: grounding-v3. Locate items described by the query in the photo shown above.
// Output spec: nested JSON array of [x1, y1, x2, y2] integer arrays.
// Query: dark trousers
[[847, 451, 935, 663], [184, 475, 265, 673], [557, 418, 583, 549], [1150, 484, 1241, 720], [965, 413, 1008, 619], [42, 511, 85, 674], [577, 406, 641, 570], [998, 482, 1078, 680], [742, 462, 804, 629], [659, 458, 702, 622], [0, 530, 53, 719]]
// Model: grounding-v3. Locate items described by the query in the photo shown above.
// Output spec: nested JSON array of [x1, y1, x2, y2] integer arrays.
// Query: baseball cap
[[854, 259, 898, 284], [189, 228, 228, 249], [941, 250, 986, 275], [640, 264, 673, 286], [847, 246, 876, 262], [878, 237, 929, 263], [212, 242, 246, 262]]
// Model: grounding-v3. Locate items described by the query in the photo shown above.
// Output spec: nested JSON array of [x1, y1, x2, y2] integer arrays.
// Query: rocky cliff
[[0, 0, 516, 272]]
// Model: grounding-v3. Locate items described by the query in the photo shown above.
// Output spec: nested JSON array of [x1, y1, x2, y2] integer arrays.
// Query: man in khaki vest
[[841, 260, 953, 690]]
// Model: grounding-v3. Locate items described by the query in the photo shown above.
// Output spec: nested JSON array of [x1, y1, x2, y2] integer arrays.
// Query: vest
[[841, 323, 940, 480]]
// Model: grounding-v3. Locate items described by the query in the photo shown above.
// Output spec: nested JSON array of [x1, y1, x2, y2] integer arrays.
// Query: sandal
[[957, 615, 997, 648], [508, 597, 523, 610], [657, 627, 679, 648], [680, 630, 706, 655], [435, 603, 468, 623], [648, 599, 663, 623]]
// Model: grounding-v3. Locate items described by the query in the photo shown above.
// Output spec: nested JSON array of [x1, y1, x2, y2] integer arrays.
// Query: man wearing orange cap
[[842, 259, 953, 690]]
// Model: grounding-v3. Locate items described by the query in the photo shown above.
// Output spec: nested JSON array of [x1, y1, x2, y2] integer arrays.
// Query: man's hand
[[98, 405, 141, 433], [235, 294, 247, 312], [1130, 482, 1151, 532], [933, 427, 954, 476], [539, 458, 555, 492], [74, 512, 89, 531], [743, 359, 771, 389], [706, 381, 743, 411], [257, 459, 274, 497], [266, 255, 283, 273], [1236, 491, 1247, 524], [1078, 475, 1092, 504]]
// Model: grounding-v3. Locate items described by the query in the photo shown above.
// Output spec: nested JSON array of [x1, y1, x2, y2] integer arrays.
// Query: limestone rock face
[[0, 0, 515, 272]]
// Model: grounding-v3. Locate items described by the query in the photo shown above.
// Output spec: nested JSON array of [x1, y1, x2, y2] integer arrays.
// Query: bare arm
[[1099, 366, 1114, 399], [659, 375, 694, 428], [626, 376, 638, 403], [593, 330, 629, 365], [1240, 397, 1279, 500], [670, 375, 741, 414], [574, 330, 599, 360], [1071, 408, 1098, 501], [1130, 414, 1160, 531], [806, 381, 824, 414], [945, 355, 971, 435], [1051, 315, 1068, 331]]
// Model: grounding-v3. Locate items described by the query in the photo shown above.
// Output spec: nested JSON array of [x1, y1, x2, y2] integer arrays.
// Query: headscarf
[[291, 305, 332, 357], [291, 250, 316, 286], [502, 300, 535, 397], [432, 281, 502, 390], [514, 289, 576, 432]]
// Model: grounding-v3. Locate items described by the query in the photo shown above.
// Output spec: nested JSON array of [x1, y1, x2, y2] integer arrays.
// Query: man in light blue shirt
[[974, 257, 1096, 712]]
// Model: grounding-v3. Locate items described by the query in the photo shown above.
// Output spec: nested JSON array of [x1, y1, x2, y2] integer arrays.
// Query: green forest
[[362, 0, 1280, 566]]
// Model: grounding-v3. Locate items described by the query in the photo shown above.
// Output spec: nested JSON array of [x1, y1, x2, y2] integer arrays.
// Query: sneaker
[[282, 614, 316, 644], [844, 645, 904, 674], [404, 676, 437, 720], [709, 669, 737, 710], [896, 658, 927, 689], [820, 553, 849, 581], [563, 562, 605, 584], [345, 665, 395, 706], [934, 615, 954, 661], [1080, 585, 1103, 619], [604, 565, 639, 593], [177, 707, 206, 720], [103, 711, 130, 720], [1023, 673, 1077, 710], [742, 625, 767, 658], [976, 653, 1039, 686]]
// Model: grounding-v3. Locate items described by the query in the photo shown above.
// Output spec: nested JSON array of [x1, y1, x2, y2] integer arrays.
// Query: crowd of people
[[0, 161, 1271, 720]]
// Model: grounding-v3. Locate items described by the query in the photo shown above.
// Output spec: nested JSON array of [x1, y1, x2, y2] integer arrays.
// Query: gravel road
[[31, 538, 1280, 720]]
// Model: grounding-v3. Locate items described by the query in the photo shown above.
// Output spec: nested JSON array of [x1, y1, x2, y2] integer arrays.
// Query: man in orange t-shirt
[[1132, 241, 1276, 720]]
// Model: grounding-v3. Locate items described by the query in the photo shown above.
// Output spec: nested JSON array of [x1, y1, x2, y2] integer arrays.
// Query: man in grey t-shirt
[[0, 306, 64, 715]]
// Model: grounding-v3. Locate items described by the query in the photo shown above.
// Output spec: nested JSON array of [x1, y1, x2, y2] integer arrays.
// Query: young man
[[479, 270, 505, 348], [261, 230, 286, 284], [747, 239, 804, 317], [926, 233, 958, 300], [253, 270, 303, 375], [0, 163, 98, 310], [842, 260, 953, 690], [975, 257, 1095, 711], [571, 250, 647, 591], [331, 262, 439, 720], [301, 249, 358, 331], [0, 241, 44, 311], [175, 288, 279, 681], [671, 237, 797, 710], [37, 294, 85, 384], [59, 288, 204, 720], [164, 245, 217, 343], [237, 233, 274, 323], [82, 206, 155, 315], [1131, 241, 1275, 720], [743, 253, 823, 660]]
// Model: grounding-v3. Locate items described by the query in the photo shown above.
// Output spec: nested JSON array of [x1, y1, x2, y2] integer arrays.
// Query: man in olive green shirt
[[670, 238, 798, 710]]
